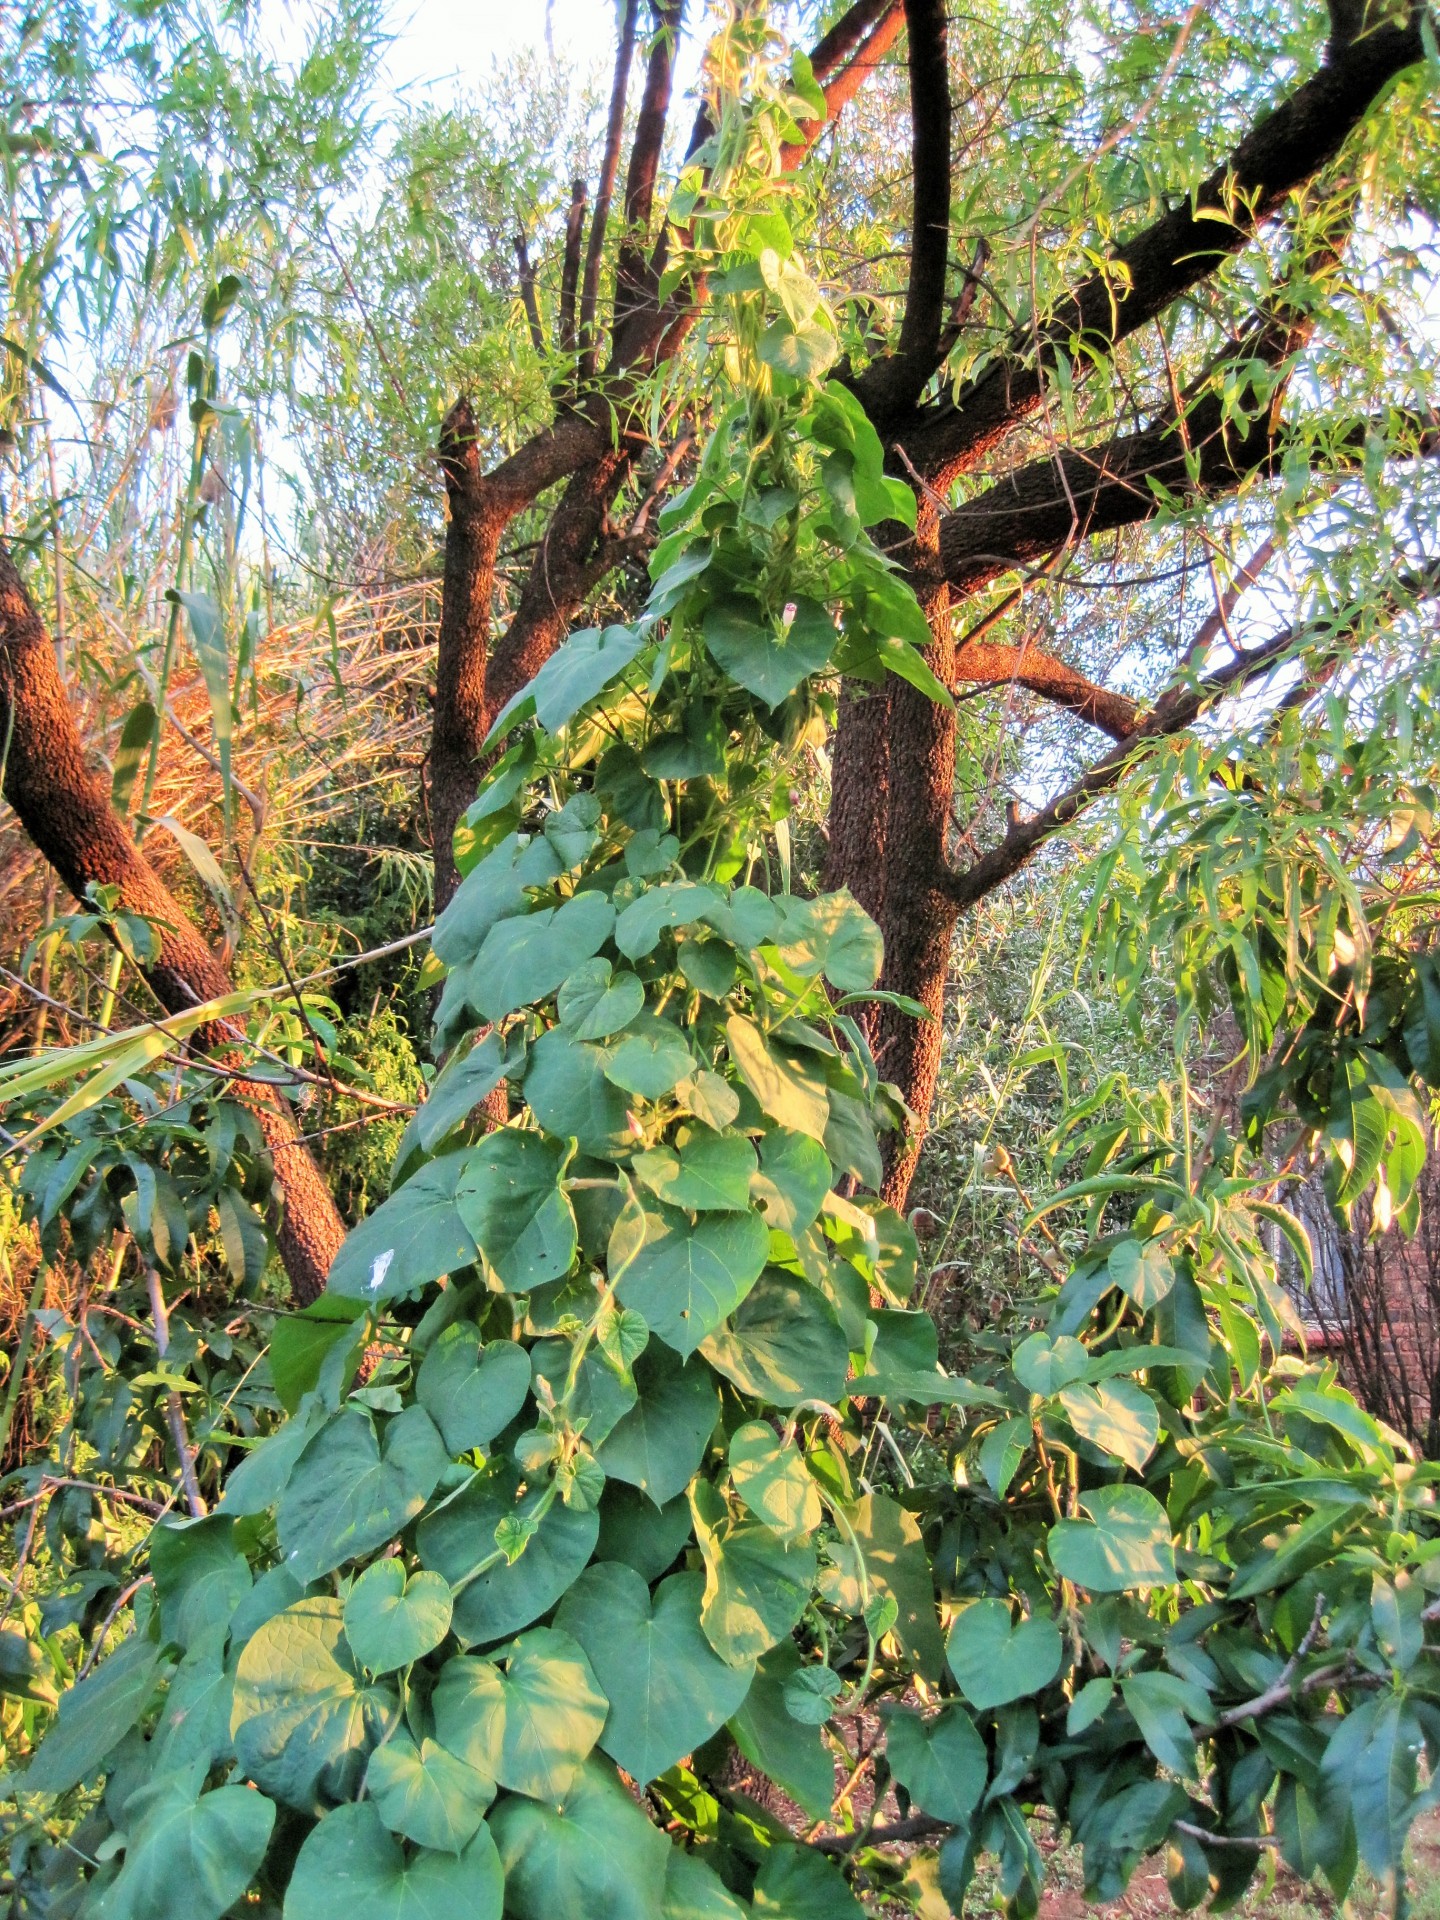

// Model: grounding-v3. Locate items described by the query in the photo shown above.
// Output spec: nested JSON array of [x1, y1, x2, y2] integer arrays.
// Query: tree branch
[[614, 0, 683, 340], [0, 543, 345, 1302], [952, 640, 1138, 739], [513, 231, 543, 354], [558, 178, 588, 357], [945, 555, 1440, 909], [779, 3, 907, 170], [852, 0, 951, 423], [899, 10, 1428, 482], [580, 0, 641, 380]]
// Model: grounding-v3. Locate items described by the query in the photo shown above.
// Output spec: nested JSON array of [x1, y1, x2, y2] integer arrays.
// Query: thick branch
[[779, 3, 907, 169], [579, 0, 641, 380], [900, 11, 1427, 481], [0, 543, 344, 1302], [946, 557, 1440, 909], [558, 179, 588, 357], [614, 0, 683, 334], [952, 640, 1138, 739], [513, 231, 543, 354], [852, 0, 951, 422]]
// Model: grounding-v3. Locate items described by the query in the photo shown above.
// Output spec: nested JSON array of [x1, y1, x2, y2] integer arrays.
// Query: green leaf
[[559, 958, 647, 1040], [605, 1013, 697, 1098], [845, 1492, 946, 1682], [491, 1759, 671, 1920], [729, 1423, 822, 1543], [456, 1129, 577, 1290], [725, 1016, 830, 1139], [432, 1628, 607, 1803], [1047, 1486, 1175, 1593], [150, 1515, 251, 1648], [701, 599, 833, 708], [278, 1406, 448, 1584], [1012, 1331, 1090, 1396], [635, 1129, 758, 1212], [1121, 1670, 1205, 1778], [525, 1026, 635, 1158], [700, 1272, 848, 1407], [1371, 1570, 1425, 1671], [222, 1400, 327, 1515], [945, 1599, 1062, 1711], [663, 1846, 749, 1920], [556, 1563, 753, 1784], [231, 1597, 398, 1812], [1108, 1238, 1177, 1309], [102, 1780, 275, 1920], [612, 1202, 769, 1356], [282, 1801, 503, 1920], [269, 1297, 367, 1414], [472, 890, 616, 1021], [1321, 1694, 1421, 1882], [432, 833, 561, 968], [729, 1641, 836, 1819], [20, 1631, 164, 1795], [343, 1559, 453, 1673], [757, 317, 839, 383], [751, 1129, 831, 1236], [596, 1343, 721, 1505], [1056, 1379, 1159, 1471], [690, 1481, 816, 1666], [167, 589, 233, 818], [533, 623, 647, 733], [364, 1732, 494, 1853], [615, 882, 726, 960], [886, 1704, 988, 1826], [979, 1416, 1029, 1497], [111, 699, 159, 813], [751, 1846, 864, 1919], [775, 890, 883, 991], [416, 1321, 533, 1455], [417, 1465, 600, 1647], [328, 1151, 478, 1302]]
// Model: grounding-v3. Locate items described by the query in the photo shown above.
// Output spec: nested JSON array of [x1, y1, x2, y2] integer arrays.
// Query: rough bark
[[0, 542, 343, 1303]]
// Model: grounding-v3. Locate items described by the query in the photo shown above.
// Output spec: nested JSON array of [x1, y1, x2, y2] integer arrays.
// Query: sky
[[377, 0, 623, 106]]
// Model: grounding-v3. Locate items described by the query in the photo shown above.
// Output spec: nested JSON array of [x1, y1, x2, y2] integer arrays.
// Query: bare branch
[[558, 178, 588, 357], [952, 640, 1138, 740], [513, 231, 544, 354], [852, 0, 951, 422], [580, 0, 641, 380]]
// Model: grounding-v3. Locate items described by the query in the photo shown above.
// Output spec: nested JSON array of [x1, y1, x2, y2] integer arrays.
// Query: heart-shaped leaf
[[596, 1343, 720, 1505], [416, 1320, 532, 1454], [364, 1732, 494, 1853], [327, 1152, 478, 1302], [490, 1759, 670, 1920], [431, 1628, 606, 1803], [99, 1780, 275, 1920], [691, 1481, 816, 1666], [945, 1598, 1062, 1711], [634, 1129, 757, 1212], [611, 1201, 768, 1356], [417, 1465, 599, 1647], [558, 958, 646, 1040], [278, 1407, 448, 1584], [232, 1598, 398, 1812], [1047, 1486, 1175, 1593], [282, 1801, 502, 1920], [556, 1563, 753, 1784], [885, 1704, 987, 1825], [456, 1129, 577, 1290], [728, 1423, 821, 1543], [343, 1559, 453, 1673]]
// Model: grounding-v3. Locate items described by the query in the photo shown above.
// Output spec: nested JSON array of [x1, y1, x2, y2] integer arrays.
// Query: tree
[[5, 2, 1440, 1913]]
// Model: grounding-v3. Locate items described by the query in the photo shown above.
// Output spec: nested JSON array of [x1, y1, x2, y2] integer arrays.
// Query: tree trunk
[[0, 542, 344, 1304]]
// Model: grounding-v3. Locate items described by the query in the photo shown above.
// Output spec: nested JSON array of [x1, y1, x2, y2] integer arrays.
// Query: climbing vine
[[9, 23, 1440, 1920]]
